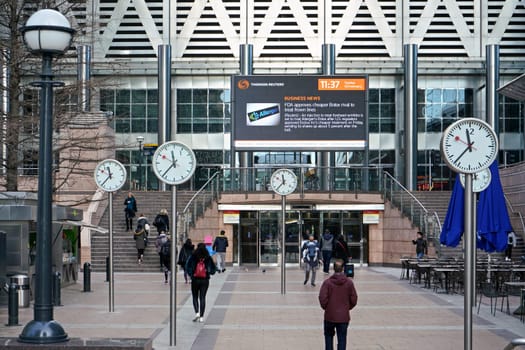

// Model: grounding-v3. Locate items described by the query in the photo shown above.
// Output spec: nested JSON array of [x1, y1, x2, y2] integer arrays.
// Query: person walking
[[159, 234, 171, 283], [186, 243, 217, 322], [153, 209, 170, 234], [155, 232, 168, 270], [318, 259, 358, 350], [412, 231, 427, 260], [320, 228, 334, 274], [123, 192, 137, 231], [136, 213, 150, 246], [332, 233, 349, 265], [303, 235, 321, 286], [178, 238, 195, 283], [212, 230, 228, 273], [134, 226, 147, 265], [506, 231, 517, 261]]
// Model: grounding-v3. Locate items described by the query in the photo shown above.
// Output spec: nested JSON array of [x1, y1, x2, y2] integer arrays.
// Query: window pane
[[368, 89, 379, 102], [177, 89, 191, 101], [147, 119, 158, 133], [115, 104, 130, 118], [131, 119, 146, 133], [131, 104, 146, 118], [147, 89, 158, 103], [209, 89, 223, 103], [116, 90, 130, 103], [193, 89, 207, 103], [115, 118, 130, 133], [380, 89, 395, 103], [132, 90, 146, 103], [209, 104, 224, 117], [193, 104, 207, 118]]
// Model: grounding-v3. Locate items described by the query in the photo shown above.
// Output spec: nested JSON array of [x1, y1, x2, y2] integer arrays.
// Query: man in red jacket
[[318, 259, 358, 350]]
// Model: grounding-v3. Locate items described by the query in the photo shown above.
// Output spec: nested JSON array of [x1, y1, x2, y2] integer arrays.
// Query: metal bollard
[[105, 256, 110, 282], [7, 282, 19, 326], [83, 262, 91, 292], [53, 271, 62, 306]]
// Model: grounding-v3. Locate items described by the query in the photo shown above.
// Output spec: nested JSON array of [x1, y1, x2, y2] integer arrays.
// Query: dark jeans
[[324, 320, 348, 350], [322, 250, 332, 273], [191, 278, 209, 317]]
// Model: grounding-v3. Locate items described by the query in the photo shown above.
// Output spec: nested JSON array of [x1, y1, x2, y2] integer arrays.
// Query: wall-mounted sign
[[223, 210, 240, 224], [363, 210, 380, 224], [232, 75, 368, 150]]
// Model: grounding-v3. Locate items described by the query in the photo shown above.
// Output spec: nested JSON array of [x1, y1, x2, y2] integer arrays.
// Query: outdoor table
[[433, 267, 460, 294], [504, 281, 525, 315]]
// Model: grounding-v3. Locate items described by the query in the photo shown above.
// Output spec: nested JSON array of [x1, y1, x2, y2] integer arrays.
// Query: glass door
[[259, 211, 279, 265], [240, 212, 258, 264], [343, 212, 366, 263], [285, 211, 300, 263]]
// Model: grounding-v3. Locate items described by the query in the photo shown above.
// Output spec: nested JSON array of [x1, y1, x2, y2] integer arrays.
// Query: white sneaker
[[193, 313, 200, 322], [198, 317, 203, 323]]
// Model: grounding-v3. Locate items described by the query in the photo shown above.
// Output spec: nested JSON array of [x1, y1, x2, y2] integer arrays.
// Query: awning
[[53, 220, 108, 234], [498, 73, 525, 101]]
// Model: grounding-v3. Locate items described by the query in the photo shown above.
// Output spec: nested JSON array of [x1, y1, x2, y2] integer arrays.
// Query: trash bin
[[10, 274, 30, 308]]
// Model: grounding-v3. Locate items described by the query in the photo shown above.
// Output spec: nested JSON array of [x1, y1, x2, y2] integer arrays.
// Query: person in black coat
[[332, 234, 349, 264], [153, 209, 170, 234], [185, 243, 217, 322], [124, 192, 137, 231]]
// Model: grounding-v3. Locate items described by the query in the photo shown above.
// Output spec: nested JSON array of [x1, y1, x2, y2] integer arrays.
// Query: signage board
[[232, 75, 368, 150]]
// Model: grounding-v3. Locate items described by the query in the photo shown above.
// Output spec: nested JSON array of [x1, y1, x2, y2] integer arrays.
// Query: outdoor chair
[[477, 281, 509, 316]]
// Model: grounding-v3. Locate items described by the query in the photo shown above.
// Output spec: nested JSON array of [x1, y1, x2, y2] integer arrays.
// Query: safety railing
[[220, 165, 388, 195], [383, 171, 442, 250], [178, 170, 222, 243]]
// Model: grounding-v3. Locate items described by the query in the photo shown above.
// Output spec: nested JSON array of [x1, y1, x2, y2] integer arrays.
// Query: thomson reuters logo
[[237, 79, 250, 90]]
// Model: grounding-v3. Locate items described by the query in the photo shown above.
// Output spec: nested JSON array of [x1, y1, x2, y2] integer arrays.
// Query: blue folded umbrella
[[440, 161, 512, 252], [440, 174, 464, 247], [476, 161, 513, 252]]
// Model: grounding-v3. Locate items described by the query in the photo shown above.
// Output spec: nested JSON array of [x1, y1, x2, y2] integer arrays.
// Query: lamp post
[[19, 9, 74, 344], [137, 135, 144, 190]]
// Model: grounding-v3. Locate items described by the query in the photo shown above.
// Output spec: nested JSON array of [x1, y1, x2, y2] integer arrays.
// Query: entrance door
[[343, 212, 367, 263], [259, 211, 279, 264], [239, 212, 258, 264]]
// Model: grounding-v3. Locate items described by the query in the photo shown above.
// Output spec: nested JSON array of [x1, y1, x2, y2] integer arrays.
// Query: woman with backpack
[[178, 238, 195, 283], [185, 242, 217, 323]]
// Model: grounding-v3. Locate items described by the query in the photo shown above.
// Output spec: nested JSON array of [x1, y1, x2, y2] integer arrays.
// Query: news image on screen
[[246, 103, 281, 126]]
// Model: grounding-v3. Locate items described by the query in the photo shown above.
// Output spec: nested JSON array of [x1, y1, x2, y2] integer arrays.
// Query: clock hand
[[465, 130, 472, 152], [162, 163, 175, 177], [454, 146, 470, 164]]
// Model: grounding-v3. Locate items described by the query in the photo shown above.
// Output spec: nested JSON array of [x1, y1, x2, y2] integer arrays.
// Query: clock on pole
[[152, 141, 196, 185], [459, 168, 491, 193], [94, 159, 127, 192], [270, 168, 298, 196], [441, 118, 498, 174]]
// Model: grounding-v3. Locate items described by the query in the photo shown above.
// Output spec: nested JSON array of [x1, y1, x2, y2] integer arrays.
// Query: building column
[[403, 44, 418, 190], [76, 45, 91, 112], [486, 45, 500, 133], [158, 44, 172, 190], [238, 44, 253, 191], [320, 44, 336, 191]]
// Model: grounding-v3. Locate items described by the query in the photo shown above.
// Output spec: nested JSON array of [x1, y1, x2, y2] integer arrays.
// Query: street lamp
[[19, 9, 74, 344], [137, 135, 144, 190]]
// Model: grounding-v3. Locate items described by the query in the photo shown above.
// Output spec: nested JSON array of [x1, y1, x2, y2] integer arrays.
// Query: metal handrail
[[383, 171, 442, 246], [178, 170, 222, 242], [504, 193, 525, 241]]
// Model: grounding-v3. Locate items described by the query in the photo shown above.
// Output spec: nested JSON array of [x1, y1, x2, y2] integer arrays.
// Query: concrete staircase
[[90, 191, 196, 272]]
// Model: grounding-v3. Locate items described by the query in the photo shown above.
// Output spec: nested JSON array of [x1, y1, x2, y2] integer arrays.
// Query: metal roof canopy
[[498, 73, 525, 101]]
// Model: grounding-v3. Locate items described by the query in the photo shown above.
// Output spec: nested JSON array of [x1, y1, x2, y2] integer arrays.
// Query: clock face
[[270, 168, 298, 196], [94, 159, 127, 192], [459, 168, 492, 193], [152, 141, 196, 185], [441, 118, 498, 174]]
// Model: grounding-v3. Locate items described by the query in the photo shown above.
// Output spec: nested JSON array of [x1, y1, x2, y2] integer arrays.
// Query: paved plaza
[[0, 265, 524, 349]]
